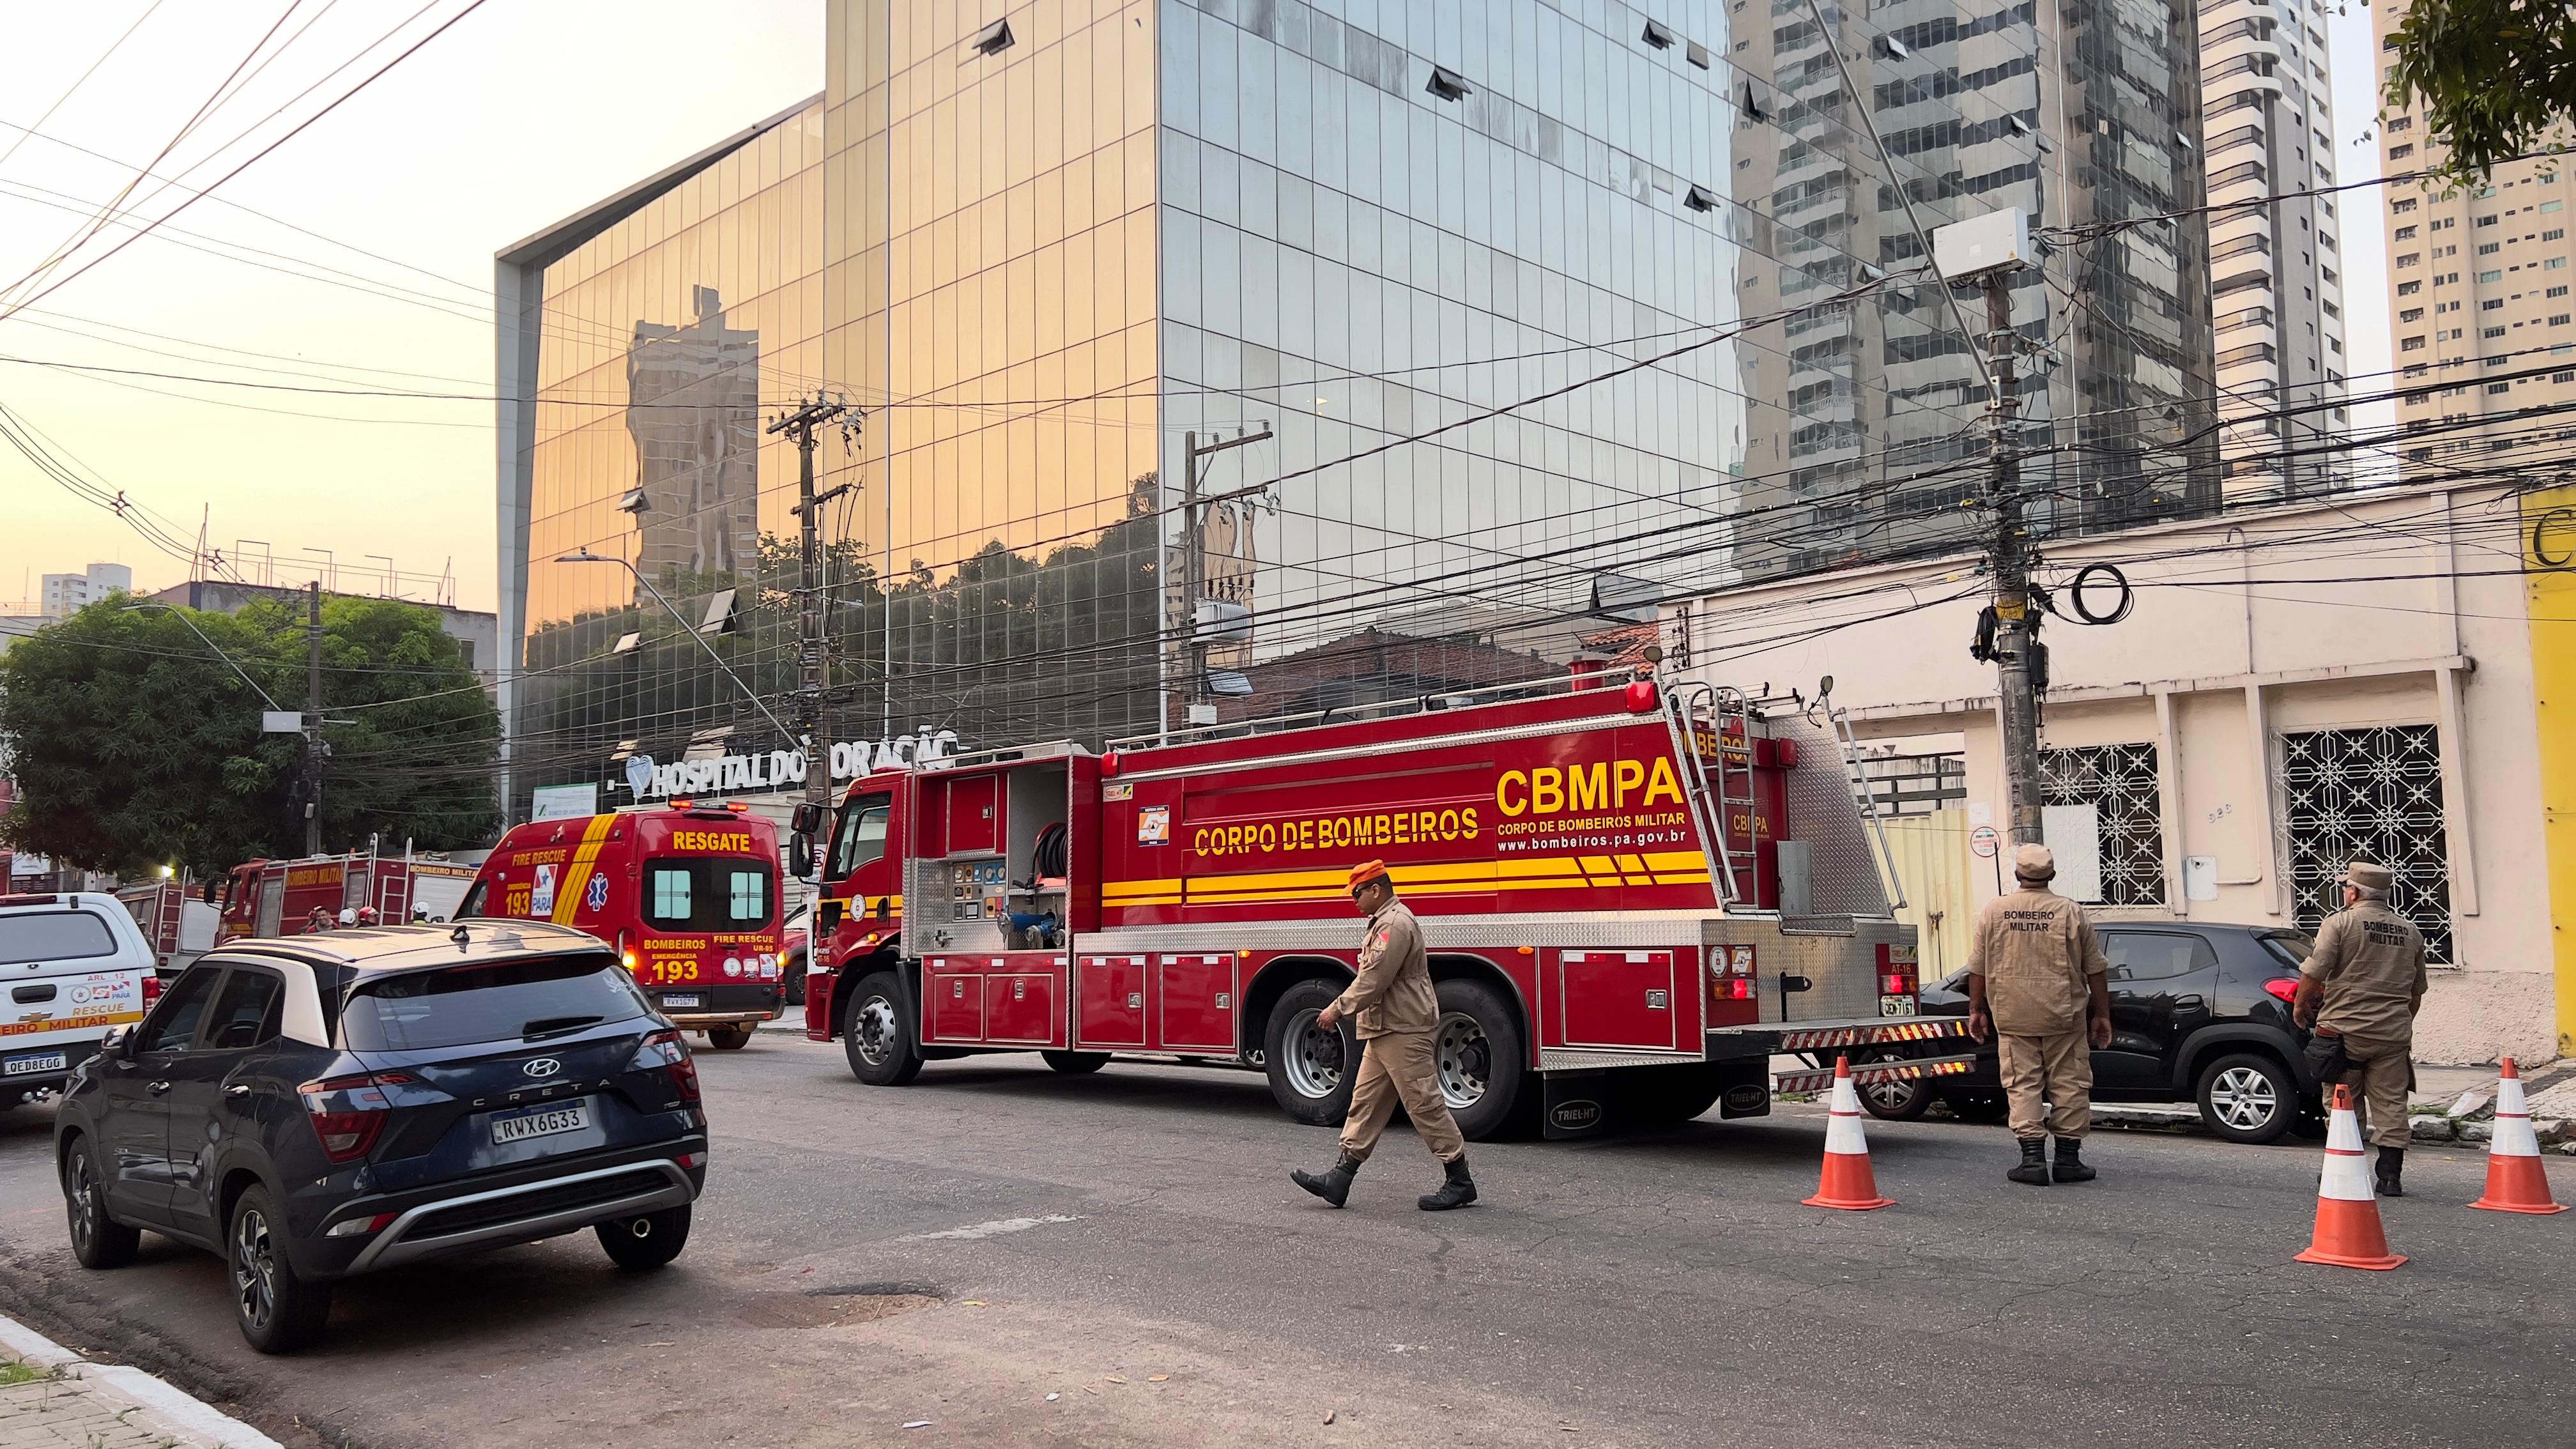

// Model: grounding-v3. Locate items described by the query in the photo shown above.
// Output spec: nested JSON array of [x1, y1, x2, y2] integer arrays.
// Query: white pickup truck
[[1, 892, 155, 1106]]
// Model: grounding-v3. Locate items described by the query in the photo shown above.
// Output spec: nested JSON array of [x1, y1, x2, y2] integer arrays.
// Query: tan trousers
[[1999, 1030, 2092, 1141], [1340, 1030, 1466, 1164], [2340, 1033, 2414, 1149]]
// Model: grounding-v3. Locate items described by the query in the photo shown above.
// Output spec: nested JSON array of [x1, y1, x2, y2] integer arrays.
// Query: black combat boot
[[2007, 1137, 2051, 1186], [1418, 1154, 1478, 1211], [2051, 1136, 2096, 1183], [1291, 1153, 1363, 1208], [2374, 1146, 2405, 1198]]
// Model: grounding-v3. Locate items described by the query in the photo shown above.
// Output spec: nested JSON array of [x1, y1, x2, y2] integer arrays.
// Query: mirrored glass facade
[[497, 0, 2219, 816]]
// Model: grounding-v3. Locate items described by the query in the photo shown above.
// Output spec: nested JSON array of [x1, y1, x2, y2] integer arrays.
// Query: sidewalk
[[0, 1314, 280, 1449]]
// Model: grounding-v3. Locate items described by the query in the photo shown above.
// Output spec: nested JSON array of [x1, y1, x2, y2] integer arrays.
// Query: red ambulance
[[461, 803, 786, 1048]]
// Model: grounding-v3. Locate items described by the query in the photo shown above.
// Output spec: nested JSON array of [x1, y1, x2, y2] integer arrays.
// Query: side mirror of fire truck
[[790, 801, 827, 836], [789, 831, 818, 881]]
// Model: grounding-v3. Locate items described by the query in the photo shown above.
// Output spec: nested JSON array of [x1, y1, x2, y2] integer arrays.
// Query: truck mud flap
[[1541, 1073, 1613, 1140]]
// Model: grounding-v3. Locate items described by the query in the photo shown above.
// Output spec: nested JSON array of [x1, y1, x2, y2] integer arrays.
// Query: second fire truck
[[795, 670, 1968, 1139]]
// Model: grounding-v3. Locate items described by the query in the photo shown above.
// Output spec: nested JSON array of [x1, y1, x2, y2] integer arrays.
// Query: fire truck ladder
[[1818, 698, 1908, 912], [1663, 682, 1749, 903]]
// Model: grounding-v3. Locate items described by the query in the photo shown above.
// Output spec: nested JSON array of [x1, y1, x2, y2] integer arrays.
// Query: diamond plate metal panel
[[1772, 710, 1892, 917], [1539, 1047, 1703, 1070], [1705, 916, 1909, 1023]]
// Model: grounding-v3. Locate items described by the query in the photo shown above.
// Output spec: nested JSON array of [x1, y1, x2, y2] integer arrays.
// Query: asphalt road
[[1, 1032, 2567, 1449]]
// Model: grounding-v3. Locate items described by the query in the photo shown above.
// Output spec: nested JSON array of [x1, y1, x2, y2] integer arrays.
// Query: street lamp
[[554, 550, 800, 744]]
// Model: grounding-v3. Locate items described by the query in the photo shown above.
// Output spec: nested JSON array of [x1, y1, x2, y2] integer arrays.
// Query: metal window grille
[[2275, 725, 2453, 963], [2041, 744, 2164, 906]]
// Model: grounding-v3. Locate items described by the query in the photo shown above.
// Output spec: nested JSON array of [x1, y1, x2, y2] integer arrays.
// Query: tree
[[2387, 0, 2576, 178], [0, 594, 498, 875]]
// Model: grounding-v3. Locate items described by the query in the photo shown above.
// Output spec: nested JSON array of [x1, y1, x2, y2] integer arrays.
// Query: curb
[[0, 1310, 282, 1449]]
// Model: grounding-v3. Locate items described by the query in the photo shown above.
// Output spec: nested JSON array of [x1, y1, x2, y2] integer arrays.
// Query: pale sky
[[1, 1, 2396, 618], [0, 0, 818, 615]]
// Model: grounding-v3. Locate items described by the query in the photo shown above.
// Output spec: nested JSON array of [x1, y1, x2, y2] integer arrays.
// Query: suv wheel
[[1858, 1071, 1934, 1122], [596, 1204, 691, 1269], [61, 1137, 139, 1269], [231, 1184, 331, 1353], [843, 970, 923, 1085], [2196, 1052, 2296, 1144]]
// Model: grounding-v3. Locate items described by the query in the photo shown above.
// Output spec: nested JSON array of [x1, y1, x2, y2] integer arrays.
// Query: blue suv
[[53, 922, 709, 1352]]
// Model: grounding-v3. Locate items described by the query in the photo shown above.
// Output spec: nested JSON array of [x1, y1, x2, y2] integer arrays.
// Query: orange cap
[[1346, 859, 1391, 892]]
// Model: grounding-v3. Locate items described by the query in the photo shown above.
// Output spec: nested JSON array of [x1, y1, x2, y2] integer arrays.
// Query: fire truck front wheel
[[842, 970, 924, 1086], [1264, 979, 1360, 1126]]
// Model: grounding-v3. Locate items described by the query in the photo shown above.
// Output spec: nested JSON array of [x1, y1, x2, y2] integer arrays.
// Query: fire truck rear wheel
[[1433, 979, 1532, 1141], [705, 1025, 753, 1050], [1264, 979, 1360, 1126], [843, 970, 923, 1086]]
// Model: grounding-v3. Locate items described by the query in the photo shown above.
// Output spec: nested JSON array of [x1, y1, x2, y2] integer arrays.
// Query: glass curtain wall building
[[497, 0, 2218, 818]]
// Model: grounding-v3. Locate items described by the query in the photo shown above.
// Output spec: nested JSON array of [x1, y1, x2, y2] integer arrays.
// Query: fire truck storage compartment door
[[1709, 920, 1891, 1023], [922, 956, 986, 1043], [1155, 954, 1238, 1052], [945, 774, 1001, 857], [1554, 950, 1679, 1050], [985, 954, 1064, 1045], [1077, 955, 1148, 1048]]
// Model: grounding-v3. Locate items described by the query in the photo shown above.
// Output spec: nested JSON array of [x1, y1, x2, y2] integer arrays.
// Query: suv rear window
[[2259, 931, 2316, 969], [0, 910, 118, 963], [642, 858, 773, 931], [341, 954, 648, 1051]]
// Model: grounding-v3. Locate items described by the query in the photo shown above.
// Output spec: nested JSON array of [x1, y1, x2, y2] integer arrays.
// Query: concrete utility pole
[[770, 394, 851, 872], [1981, 273, 2045, 847], [1177, 426, 1271, 726], [305, 579, 325, 856]]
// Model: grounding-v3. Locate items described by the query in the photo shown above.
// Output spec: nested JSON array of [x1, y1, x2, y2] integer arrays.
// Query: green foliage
[[0, 594, 498, 875], [2386, 0, 2576, 180]]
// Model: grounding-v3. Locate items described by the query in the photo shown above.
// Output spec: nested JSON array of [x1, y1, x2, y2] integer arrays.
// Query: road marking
[[916, 1213, 1080, 1241]]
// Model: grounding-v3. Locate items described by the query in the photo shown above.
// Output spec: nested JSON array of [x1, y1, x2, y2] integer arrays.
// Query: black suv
[[53, 922, 709, 1352], [1866, 921, 2327, 1143]]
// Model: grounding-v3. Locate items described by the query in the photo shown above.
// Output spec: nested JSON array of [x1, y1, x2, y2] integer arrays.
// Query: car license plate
[[1878, 994, 1912, 1018], [660, 993, 703, 1009], [3, 1050, 68, 1077], [490, 1100, 590, 1145]]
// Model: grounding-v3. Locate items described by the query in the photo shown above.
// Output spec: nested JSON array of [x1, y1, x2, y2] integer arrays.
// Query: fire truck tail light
[[1101, 752, 1121, 776], [1777, 739, 1800, 769], [1623, 680, 1659, 712], [631, 1029, 702, 1103], [1882, 973, 1916, 995]]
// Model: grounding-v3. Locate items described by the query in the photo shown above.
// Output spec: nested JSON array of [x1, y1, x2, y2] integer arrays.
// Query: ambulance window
[[726, 868, 769, 923], [456, 881, 490, 919], [831, 793, 893, 877], [647, 866, 693, 924]]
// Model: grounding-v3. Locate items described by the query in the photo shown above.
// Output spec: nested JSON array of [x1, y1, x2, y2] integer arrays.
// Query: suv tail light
[[630, 1029, 701, 1104], [296, 1071, 413, 1163], [2262, 977, 2301, 1005]]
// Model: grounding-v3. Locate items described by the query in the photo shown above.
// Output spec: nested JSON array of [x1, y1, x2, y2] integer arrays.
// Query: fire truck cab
[[211, 853, 479, 942], [801, 673, 1969, 1139], [462, 804, 786, 1049]]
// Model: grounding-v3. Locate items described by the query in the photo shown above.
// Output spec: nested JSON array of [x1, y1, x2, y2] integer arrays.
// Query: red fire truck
[[799, 671, 1970, 1138], [211, 851, 479, 942], [461, 803, 787, 1049]]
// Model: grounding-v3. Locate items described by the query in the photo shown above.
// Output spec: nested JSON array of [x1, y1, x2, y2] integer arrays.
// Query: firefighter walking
[[1965, 844, 2113, 1186], [1291, 861, 1478, 1211], [2291, 860, 2426, 1196]]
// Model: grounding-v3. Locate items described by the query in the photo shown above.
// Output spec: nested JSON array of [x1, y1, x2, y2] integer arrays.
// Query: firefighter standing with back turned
[[1965, 843, 2113, 1186], [1291, 861, 1479, 1211], [2291, 860, 2426, 1197]]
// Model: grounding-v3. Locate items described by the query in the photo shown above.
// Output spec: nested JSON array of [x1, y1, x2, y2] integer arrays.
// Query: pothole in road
[[734, 1282, 944, 1330]]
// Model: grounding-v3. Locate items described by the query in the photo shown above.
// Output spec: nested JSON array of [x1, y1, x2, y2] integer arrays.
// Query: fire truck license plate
[[1878, 995, 1912, 1017], [3, 1050, 67, 1077], [490, 1101, 590, 1145], [659, 993, 704, 1009]]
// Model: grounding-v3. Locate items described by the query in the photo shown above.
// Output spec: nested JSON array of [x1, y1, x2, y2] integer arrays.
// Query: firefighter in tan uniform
[[1965, 844, 2113, 1186], [1290, 861, 1478, 1211], [2291, 860, 2426, 1197]]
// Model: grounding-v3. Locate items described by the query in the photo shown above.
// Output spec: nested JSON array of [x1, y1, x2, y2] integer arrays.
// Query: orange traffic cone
[[1804, 1056, 1894, 1211], [2296, 1085, 2405, 1269], [2470, 1057, 2568, 1215]]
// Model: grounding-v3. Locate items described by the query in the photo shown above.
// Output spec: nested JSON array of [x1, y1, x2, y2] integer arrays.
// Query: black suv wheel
[[231, 1183, 332, 1353], [61, 1137, 138, 1269], [2195, 1052, 2297, 1144]]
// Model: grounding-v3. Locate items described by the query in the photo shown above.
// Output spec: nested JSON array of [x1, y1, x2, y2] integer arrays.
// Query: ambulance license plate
[[659, 993, 703, 1009], [491, 1100, 589, 1145], [3, 1050, 68, 1077], [1878, 995, 1912, 1018]]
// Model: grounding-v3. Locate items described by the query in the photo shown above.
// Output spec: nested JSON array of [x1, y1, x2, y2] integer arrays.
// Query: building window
[[2042, 744, 2165, 907], [2490, 381, 2513, 393], [2402, 335, 2427, 351], [2277, 725, 2451, 963], [2398, 280, 2421, 295]]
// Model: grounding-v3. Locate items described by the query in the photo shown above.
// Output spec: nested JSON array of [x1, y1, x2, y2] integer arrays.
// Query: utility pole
[[1980, 272, 2046, 847], [305, 579, 325, 856], [770, 394, 851, 873], [1177, 426, 1272, 728]]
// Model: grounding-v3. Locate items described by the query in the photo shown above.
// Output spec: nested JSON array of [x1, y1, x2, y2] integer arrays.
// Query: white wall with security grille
[[2275, 724, 2453, 963], [2040, 744, 2165, 907]]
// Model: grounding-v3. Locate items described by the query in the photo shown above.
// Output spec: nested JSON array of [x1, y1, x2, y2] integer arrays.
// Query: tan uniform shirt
[[1334, 898, 1438, 1038], [2299, 901, 2426, 1040], [1965, 883, 2108, 1036]]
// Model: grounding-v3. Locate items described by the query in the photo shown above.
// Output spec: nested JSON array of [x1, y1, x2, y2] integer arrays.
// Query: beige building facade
[[1669, 481, 2559, 1064]]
